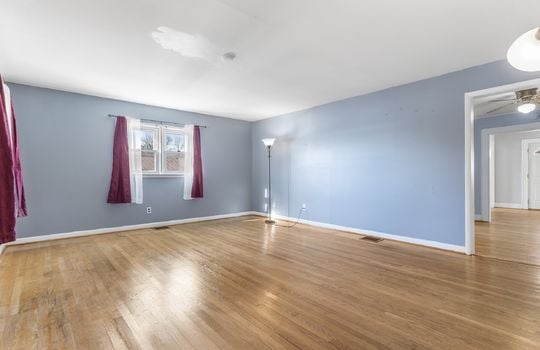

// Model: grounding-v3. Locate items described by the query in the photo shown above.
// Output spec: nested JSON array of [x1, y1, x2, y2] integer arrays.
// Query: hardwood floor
[[2, 216, 540, 349], [476, 208, 540, 266]]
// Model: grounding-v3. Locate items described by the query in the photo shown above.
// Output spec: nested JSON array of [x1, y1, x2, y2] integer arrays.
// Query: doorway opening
[[466, 78, 540, 264]]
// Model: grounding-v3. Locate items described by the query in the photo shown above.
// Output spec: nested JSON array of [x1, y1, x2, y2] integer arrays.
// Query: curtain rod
[[107, 114, 207, 128]]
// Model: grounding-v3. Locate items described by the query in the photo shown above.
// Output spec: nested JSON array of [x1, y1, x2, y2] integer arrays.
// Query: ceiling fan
[[486, 88, 539, 114]]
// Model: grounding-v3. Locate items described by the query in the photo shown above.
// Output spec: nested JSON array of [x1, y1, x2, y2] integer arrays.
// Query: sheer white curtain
[[3, 83, 16, 217], [127, 116, 143, 204], [4, 84, 12, 146], [183, 125, 194, 199]]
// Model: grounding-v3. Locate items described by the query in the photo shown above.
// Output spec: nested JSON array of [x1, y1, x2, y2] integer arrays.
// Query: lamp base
[[265, 219, 276, 225]]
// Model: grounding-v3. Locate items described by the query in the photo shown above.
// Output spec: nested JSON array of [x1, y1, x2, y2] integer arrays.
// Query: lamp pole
[[266, 145, 275, 224], [261, 138, 276, 224]]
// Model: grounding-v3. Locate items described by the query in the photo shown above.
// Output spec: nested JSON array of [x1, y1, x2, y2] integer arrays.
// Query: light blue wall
[[11, 60, 540, 245], [11, 83, 252, 238], [252, 60, 540, 246], [474, 111, 540, 216]]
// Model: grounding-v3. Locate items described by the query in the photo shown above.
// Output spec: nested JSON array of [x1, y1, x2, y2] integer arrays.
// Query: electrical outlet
[[301, 203, 307, 210], [146, 207, 152, 214]]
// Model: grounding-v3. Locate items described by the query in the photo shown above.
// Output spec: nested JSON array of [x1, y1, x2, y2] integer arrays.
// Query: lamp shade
[[507, 28, 540, 72], [518, 103, 537, 114], [262, 138, 275, 147]]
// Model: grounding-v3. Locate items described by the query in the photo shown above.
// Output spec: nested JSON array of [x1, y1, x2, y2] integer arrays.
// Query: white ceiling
[[1, 0, 540, 121]]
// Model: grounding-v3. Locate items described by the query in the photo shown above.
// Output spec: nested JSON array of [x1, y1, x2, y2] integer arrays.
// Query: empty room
[[2, 1, 540, 349]]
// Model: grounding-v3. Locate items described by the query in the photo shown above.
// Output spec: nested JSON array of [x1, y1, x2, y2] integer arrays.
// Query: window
[[141, 127, 159, 173], [139, 123, 185, 176]]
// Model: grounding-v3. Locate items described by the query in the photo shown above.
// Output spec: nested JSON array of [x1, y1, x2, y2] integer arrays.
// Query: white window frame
[[140, 125, 160, 175], [161, 125, 186, 175], [141, 123, 185, 177]]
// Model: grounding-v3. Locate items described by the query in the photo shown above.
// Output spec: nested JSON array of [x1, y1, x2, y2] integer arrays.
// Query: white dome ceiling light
[[507, 27, 540, 72], [518, 102, 537, 114]]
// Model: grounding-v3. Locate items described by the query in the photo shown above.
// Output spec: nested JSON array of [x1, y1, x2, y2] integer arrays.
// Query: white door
[[529, 142, 540, 209]]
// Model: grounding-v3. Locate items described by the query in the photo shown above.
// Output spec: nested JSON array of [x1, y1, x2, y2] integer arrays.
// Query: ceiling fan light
[[518, 103, 537, 114], [507, 28, 540, 72]]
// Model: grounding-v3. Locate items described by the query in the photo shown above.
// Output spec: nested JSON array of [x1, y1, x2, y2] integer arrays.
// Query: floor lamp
[[262, 138, 276, 224]]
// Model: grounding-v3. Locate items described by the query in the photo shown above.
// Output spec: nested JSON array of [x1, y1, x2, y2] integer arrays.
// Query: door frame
[[479, 131, 495, 223], [479, 125, 540, 220], [464, 78, 540, 255], [489, 134, 495, 218], [521, 138, 540, 209]]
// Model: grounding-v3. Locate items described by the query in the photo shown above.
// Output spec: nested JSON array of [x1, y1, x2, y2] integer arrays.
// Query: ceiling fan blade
[[485, 102, 517, 114], [487, 98, 518, 103]]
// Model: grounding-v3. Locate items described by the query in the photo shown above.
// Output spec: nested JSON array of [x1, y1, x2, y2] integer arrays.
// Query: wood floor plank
[[476, 208, 540, 265], [1, 215, 540, 349]]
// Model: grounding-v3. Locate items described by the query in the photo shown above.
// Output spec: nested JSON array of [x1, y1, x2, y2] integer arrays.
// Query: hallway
[[476, 208, 540, 265]]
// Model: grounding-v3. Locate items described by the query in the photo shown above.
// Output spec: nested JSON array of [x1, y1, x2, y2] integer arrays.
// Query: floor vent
[[361, 236, 383, 243], [154, 226, 170, 230]]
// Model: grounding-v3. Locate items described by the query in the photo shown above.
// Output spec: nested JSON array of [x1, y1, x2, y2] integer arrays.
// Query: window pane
[[165, 151, 184, 172], [142, 150, 157, 172], [140, 130, 156, 151], [164, 132, 185, 152]]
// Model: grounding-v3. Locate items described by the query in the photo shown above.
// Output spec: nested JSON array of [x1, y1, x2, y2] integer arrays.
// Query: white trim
[[494, 202, 522, 209], [161, 127, 185, 175], [1, 211, 467, 256], [140, 123, 185, 176], [464, 78, 540, 256], [0, 211, 253, 254], [521, 138, 540, 209], [465, 91, 475, 255], [143, 173, 184, 178], [522, 139, 529, 209], [140, 124, 161, 175], [474, 214, 484, 221], [250, 212, 465, 253], [479, 130, 495, 222], [489, 135, 495, 213]]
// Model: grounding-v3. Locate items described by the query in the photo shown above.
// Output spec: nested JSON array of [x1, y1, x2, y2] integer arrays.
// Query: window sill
[[143, 173, 184, 178]]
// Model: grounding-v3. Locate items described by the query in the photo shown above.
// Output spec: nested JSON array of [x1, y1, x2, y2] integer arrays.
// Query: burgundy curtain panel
[[0, 81, 16, 244], [0, 76, 27, 244], [11, 103, 27, 218], [191, 125, 204, 198], [107, 116, 131, 203]]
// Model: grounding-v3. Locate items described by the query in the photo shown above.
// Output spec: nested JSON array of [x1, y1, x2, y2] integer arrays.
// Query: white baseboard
[[251, 212, 465, 253], [474, 214, 483, 221], [0, 211, 253, 254], [494, 202, 522, 209], [1, 211, 466, 256]]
